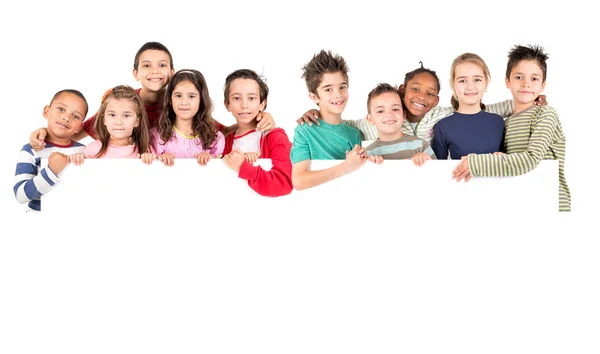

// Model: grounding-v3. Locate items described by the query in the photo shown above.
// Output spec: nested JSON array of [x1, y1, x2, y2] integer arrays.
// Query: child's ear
[[505, 77, 510, 89], [42, 105, 51, 119], [432, 95, 439, 107], [366, 113, 375, 125], [133, 69, 139, 81], [259, 99, 266, 112], [134, 117, 140, 128], [398, 84, 406, 96], [308, 92, 320, 106], [541, 81, 546, 92], [224, 100, 231, 112]]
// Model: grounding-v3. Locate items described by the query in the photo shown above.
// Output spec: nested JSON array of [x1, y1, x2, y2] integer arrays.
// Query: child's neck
[[109, 137, 132, 146], [45, 132, 72, 146], [513, 101, 534, 116], [378, 130, 404, 142], [174, 119, 194, 136], [406, 111, 424, 123], [319, 109, 342, 125], [457, 103, 481, 114], [235, 120, 258, 136], [138, 87, 162, 106]]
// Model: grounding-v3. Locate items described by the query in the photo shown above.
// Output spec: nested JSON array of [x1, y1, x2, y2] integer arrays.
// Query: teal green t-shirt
[[290, 119, 362, 164]]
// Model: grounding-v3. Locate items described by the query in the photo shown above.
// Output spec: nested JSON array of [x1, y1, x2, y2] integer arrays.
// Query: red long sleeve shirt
[[223, 128, 293, 197]]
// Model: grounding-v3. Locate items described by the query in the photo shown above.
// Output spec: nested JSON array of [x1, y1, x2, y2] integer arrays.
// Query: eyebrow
[[514, 71, 542, 76], [141, 60, 169, 64], [374, 103, 402, 109], [456, 75, 484, 79], [321, 81, 348, 89], [106, 109, 134, 114], [230, 92, 258, 96]]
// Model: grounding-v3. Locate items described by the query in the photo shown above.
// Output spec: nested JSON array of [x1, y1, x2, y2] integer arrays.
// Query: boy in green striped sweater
[[452, 44, 571, 212]]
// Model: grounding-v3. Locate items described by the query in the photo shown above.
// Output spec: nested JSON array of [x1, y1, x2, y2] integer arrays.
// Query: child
[[147, 69, 225, 166], [290, 49, 368, 191], [14, 89, 88, 212], [221, 69, 293, 197], [79, 85, 153, 159], [364, 83, 436, 166], [431, 53, 505, 159], [296, 62, 544, 143], [28, 42, 275, 148], [451, 44, 571, 212]]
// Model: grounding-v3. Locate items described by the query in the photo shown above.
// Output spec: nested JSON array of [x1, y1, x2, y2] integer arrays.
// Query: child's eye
[[324, 88, 331, 92], [340, 85, 348, 90], [393, 108, 401, 112], [532, 77, 539, 81], [73, 115, 81, 120], [233, 97, 239, 100], [514, 75, 522, 80], [428, 93, 435, 97], [57, 107, 65, 112], [412, 88, 419, 92], [160, 63, 167, 67]]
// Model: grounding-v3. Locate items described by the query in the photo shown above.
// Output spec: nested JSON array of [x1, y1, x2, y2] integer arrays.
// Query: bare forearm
[[293, 162, 348, 190]]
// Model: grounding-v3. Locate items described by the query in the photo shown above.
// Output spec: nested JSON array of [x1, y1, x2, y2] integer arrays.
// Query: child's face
[[367, 92, 405, 136], [43, 92, 86, 140], [103, 98, 140, 144], [452, 62, 488, 107], [505, 60, 546, 107], [133, 49, 174, 94], [225, 78, 265, 125], [172, 80, 201, 122], [310, 72, 348, 116], [401, 72, 439, 118]]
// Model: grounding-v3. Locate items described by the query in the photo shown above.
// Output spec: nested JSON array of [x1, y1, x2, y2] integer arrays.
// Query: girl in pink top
[[148, 69, 225, 166], [78, 85, 153, 160]]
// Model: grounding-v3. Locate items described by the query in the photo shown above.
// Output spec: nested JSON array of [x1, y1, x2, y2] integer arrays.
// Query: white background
[[1, 1, 598, 353]]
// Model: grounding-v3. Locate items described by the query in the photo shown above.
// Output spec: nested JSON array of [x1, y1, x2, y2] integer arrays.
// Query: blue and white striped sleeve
[[13, 145, 60, 204]]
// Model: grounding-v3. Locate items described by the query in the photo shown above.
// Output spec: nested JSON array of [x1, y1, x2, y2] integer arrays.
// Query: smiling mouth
[[331, 100, 345, 106]]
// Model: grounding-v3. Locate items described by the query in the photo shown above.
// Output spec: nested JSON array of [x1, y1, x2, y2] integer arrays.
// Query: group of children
[[14, 41, 570, 212]]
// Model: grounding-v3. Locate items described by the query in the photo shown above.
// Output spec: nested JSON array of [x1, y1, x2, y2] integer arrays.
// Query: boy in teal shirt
[[290, 50, 367, 190]]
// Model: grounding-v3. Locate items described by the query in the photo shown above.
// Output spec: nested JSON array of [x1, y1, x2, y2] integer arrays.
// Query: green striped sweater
[[467, 105, 571, 212], [344, 100, 514, 143]]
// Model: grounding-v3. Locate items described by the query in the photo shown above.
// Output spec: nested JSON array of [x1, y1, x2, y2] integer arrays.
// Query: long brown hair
[[92, 85, 150, 158], [157, 69, 217, 149]]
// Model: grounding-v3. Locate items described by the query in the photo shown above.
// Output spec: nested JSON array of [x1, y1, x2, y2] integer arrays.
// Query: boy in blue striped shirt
[[14, 89, 88, 212]]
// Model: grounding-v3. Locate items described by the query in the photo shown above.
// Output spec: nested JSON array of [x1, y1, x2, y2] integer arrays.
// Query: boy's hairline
[[49, 91, 88, 115], [367, 91, 402, 113], [309, 70, 348, 94]]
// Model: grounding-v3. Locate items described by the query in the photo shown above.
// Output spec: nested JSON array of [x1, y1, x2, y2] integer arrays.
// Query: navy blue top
[[432, 111, 505, 160]]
